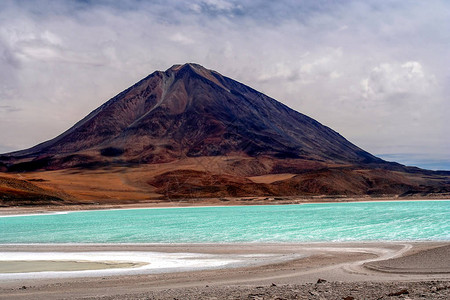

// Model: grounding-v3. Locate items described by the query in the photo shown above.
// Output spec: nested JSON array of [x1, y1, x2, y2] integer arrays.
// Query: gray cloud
[[0, 105, 21, 113], [0, 0, 449, 169]]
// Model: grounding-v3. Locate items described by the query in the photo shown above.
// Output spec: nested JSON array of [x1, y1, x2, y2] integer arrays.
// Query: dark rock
[[100, 147, 124, 157], [387, 289, 409, 296]]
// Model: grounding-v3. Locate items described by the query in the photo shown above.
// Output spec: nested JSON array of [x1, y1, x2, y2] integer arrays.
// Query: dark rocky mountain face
[[2, 63, 382, 169]]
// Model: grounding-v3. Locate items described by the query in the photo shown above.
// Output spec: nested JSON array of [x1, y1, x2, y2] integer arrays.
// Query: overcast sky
[[0, 0, 449, 170]]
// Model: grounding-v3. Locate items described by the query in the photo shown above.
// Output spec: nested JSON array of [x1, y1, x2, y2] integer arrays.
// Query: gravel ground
[[87, 280, 450, 300]]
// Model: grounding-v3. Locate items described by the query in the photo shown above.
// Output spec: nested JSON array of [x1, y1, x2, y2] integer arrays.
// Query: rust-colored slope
[[149, 169, 273, 199], [0, 176, 69, 206], [0, 159, 449, 207]]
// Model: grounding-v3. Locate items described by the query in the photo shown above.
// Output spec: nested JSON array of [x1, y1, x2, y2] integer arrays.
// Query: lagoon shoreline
[[0, 242, 449, 299], [1, 195, 449, 216]]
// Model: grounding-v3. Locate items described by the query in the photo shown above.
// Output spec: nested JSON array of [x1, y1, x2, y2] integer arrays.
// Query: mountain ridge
[[2, 63, 382, 167], [1, 63, 449, 204]]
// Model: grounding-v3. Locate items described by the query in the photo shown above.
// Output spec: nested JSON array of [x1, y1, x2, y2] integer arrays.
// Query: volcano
[[4, 63, 381, 167], [1, 63, 449, 204]]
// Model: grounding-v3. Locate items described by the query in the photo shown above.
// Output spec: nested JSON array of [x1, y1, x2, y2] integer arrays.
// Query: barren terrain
[[0, 242, 448, 299], [1, 156, 449, 208]]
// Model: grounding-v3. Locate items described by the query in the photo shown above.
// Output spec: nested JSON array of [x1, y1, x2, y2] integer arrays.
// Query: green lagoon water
[[0, 201, 449, 243]]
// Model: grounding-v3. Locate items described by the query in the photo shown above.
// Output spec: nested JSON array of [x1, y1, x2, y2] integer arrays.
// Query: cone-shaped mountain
[[4, 63, 382, 168]]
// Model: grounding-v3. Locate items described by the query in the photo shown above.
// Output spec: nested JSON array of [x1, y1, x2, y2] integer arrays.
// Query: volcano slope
[[1, 63, 449, 206]]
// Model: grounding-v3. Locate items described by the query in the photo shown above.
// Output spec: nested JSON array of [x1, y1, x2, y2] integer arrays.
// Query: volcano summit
[[1, 63, 449, 204]]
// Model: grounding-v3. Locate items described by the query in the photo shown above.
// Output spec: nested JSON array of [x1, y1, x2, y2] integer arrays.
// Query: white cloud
[[169, 33, 195, 45], [201, 0, 238, 12], [361, 61, 436, 102]]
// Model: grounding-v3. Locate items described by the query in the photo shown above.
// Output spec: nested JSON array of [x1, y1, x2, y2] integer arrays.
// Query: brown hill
[[0, 63, 449, 205], [0, 176, 71, 206]]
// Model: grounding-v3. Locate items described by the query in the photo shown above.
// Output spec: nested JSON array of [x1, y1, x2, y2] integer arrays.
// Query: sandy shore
[[0, 242, 449, 299], [0, 260, 144, 273]]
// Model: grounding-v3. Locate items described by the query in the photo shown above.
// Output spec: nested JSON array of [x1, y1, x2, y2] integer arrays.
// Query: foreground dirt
[[1, 243, 449, 300], [92, 281, 450, 300]]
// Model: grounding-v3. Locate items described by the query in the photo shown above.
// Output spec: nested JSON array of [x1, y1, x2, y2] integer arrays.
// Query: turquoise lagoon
[[1, 201, 449, 243]]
